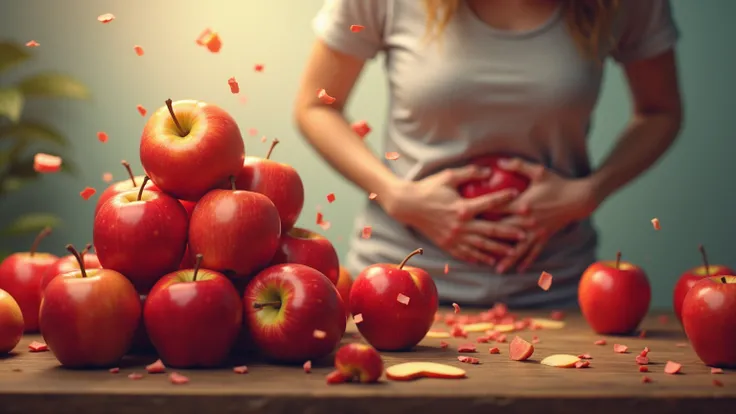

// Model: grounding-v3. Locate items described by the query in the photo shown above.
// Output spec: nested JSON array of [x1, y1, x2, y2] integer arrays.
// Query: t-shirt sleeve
[[312, 0, 387, 60], [610, 0, 680, 64]]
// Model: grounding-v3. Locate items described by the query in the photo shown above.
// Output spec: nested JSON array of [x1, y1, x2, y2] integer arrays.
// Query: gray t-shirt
[[312, 0, 679, 308]]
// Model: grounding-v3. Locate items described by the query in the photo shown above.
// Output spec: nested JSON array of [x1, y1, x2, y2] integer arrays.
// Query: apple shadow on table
[[0, 352, 18, 361]]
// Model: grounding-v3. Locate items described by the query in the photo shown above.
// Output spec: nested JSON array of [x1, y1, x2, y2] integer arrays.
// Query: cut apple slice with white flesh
[[425, 330, 451, 339], [385, 362, 467, 381], [541, 354, 580, 368], [531, 318, 566, 329], [494, 324, 516, 333], [461, 322, 494, 333]]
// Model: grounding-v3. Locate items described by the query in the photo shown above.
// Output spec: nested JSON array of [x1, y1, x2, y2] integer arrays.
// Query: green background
[[1, 0, 733, 309]]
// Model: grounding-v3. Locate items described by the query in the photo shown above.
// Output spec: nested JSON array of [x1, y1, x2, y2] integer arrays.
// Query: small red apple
[[0, 288, 24, 354], [682, 275, 736, 368], [95, 160, 148, 217], [145, 254, 243, 368], [270, 227, 339, 285], [673, 245, 734, 325], [332, 343, 384, 383], [336, 266, 353, 318], [40, 243, 101, 294], [94, 177, 189, 292], [244, 263, 346, 363], [0, 227, 57, 332], [39, 245, 141, 368], [350, 248, 439, 351], [457, 155, 530, 221], [139, 99, 245, 201], [578, 251, 651, 335]]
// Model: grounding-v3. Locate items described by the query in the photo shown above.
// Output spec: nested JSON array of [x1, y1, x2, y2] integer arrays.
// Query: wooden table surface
[[0, 309, 733, 414]]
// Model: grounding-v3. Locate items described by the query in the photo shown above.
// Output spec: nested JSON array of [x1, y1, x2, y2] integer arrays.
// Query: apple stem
[[165, 98, 186, 137], [65, 244, 87, 278], [229, 175, 236, 191], [29, 227, 52, 257], [137, 176, 150, 201], [398, 248, 424, 270], [698, 244, 711, 276], [80, 243, 92, 259], [265, 138, 280, 160], [192, 254, 204, 281], [722, 276, 727, 284], [121, 160, 137, 187], [615, 251, 621, 270], [253, 301, 282, 309]]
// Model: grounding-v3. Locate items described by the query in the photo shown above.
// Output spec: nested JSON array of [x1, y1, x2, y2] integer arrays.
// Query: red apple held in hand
[[270, 227, 339, 285], [189, 177, 281, 279], [39, 245, 141, 368], [0, 288, 24, 354], [673, 245, 734, 325], [244, 263, 346, 363], [578, 251, 651, 335], [139, 99, 245, 201], [336, 266, 353, 318], [333, 343, 384, 383], [40, 243, 101, 294], [682, 275, 736, 368], [145, 254, 243, 368], [350, 248, 439, 351], [95, 160, 148, 217], [94, 177, 189, 293], [457, 155, 530, 221], [0, 227, 57, 332], [227, 138, 304, 232]]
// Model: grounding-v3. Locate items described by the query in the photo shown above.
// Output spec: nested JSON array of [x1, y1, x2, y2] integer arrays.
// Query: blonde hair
[[423, 0, 621, 61]]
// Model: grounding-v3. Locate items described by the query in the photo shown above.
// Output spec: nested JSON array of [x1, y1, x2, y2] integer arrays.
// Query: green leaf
[[1, 176, 35, 194], [1, 213, 62, 236], [0, 87, 24, 123], [0, 121, 69, 146], [0, 42, 31, 73], [18, 72, 90, 100]]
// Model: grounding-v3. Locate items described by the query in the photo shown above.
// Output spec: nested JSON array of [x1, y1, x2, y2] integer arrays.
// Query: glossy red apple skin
[[673, 265, 734, 325], [139, 100, 245, 201], [334, 343, 384, 383], [270, 227, 339, 285], [130, 294, 155, 354], [0, 252, 58, 332], [177, 200, 197, 270], [0, 288, 24, 353], [189, 189, 281, 279], [94, 189, 189, 293], [578, 260, 651, 335], [145, 268, 242, 368], [350, 258, 439, 351], [682, 276, 736, 368], [336, 266, 353, 318], [457, 155, 530, 221], [244, 264, 346, 363], [95, 175, 148, 217], [39, 268, 141, 368], [40, 253, 101, 294]]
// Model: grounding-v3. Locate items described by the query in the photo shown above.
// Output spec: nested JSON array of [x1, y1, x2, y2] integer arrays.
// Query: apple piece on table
[[673, 245, 734, 325], [95, 160, 147, 217], [457, 155, 530, 221], [494, 324, 516, 333], [541, 354, 581, 368], [139, 99, 245, 201], [336, 266, 353, 318], [270, 227, 339, 285], [0, 227, 57, 333], [0, 288, 24, 354], [461, 322, 494, 333], [334, 343, 384, 383], [509, 336, 534, 361], [425, 330, 451, 339], [40, 244, 101, 294], [385, 362, 466, 381], [530, 318, 566, 330]]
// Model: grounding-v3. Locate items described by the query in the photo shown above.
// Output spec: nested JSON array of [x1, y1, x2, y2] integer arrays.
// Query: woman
[[293, 0, 682, 308]]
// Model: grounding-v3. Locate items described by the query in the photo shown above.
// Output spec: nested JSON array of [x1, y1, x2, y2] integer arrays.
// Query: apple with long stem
[[94, 176, 189, 292], [673, 245, 734, 325], [350, 248, 439, 351], [270, 227, 339, 285], [0, 288, 24, 354], [0, 227, 57, 332], [140, 98, 245, 201], [39, 244, 141, 368], [145, 254, 243, 367], [40, 243, 101, 294], [95, 160, 149, 216], [578, 251, 651, 335]]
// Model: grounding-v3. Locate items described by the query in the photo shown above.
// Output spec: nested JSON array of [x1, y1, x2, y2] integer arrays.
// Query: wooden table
[[0, 310, 733, 414]]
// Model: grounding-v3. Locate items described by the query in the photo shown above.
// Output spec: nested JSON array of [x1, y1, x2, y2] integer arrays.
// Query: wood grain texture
[[0, 309, 733, 414]]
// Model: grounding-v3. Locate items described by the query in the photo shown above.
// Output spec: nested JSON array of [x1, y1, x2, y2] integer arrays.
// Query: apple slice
[[530, 318, 566, 329], [461, 322, 494, 333], [541, 354, 581, 368], [425, 330, 451, 339], [494, 324, 516, 333], [385, 362, 466, 381], [509, 336, 534, 361]]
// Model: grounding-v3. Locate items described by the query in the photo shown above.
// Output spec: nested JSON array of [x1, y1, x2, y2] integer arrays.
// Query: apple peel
[[228, 77, 240, 94], [350, 25, 365, 33], [169, 372, 189, 385], [385, 362, 466, 381], [457, 344, 477, 353], [353, 313, 364, 324], [509, 336, 534, 361], [541, 354, 581, 368], [97, 13, 115, 23], [80, 187, 96, 200], [317, 89, 336, 104], [136, 104, 147, 116]]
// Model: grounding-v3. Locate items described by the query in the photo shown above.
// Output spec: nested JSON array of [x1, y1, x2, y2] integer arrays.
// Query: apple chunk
[[509, 336, 534, 361], [386, 362, 466, 381]]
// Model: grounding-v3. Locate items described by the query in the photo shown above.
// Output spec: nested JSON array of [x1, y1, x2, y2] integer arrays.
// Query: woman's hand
[[493, 158, 600, 274], [380, 165, 528, 266]]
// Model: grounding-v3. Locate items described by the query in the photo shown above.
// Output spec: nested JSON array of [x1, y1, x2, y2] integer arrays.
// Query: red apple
[[244, 263, 346, 363], [177, 200, 198, 270], [95, 160, 148, 217], [189, 180, 281, 279], [145, 254, 242, 368], [139, 99, 245, 201], [578, 251, 651, 335], [673, 245, 734, 325], [227, 138, 304, 232], [333, 343, 384, 383], [0, 288, 24, 354], [457, 155, 530, 221], [40, 243, 101, 294], [39, 245, 141, 368], [336, 266, 353, 318], [350, 248, 438, 351], [94, 177, 189, 293], [130, 294, 155, 354], [0, 228, 57, 332], [270, 227, 339, 285], [682, 275, 736, 368]]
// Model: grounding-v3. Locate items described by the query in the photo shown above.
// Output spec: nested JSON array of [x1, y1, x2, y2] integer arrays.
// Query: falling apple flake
[[97, 131, 109, 143], [361, 226, 372, 239], [651, 218, 660, 230], [195, 28, 222, 53], [169, 372, 189, 385], [102, 172, 113, 183], [246, 128, 257, 137], [97, 13, 115, 23], [532, 336, 540, 344], [336, 235, 343, 242], [136, 104, 147, 116], [254, 64, 264, 72], [326, 193, 336, 203], [239, 96, 248, 105], [396, 293, 410, 305], [80, 187, 97, 200], [317, 88, 336, 104], [109, 367, 120, 374], [313, 329, 327, 339], [452, 303, 460, 314], [233, 365, 248, 374], [260, 136, 267, 143], [385, 152, 400, 161], [594, 339, 606, 345], [350, 24, 365, 33], [537, 271, 553, 291], [351, 120, 371, 139], [33, 153, 62, 173], [316, 212, 324, 224], [25, 40, 40, 47], [228, 77, 240, 94], [711, 367, 724, 374], [444, 263, 449, 274], [368, 192, 377, 200], [353, 313, 364, 324], [319, 221, 332, 231], [613, 344, 628, 353], [133, 45, 144, 56], [128, 373, 143, 380], [303, 361, 312, 373], [713, 379, 724, 387]]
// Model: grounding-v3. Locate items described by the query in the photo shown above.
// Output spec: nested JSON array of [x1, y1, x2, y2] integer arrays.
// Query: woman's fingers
[[463, 234, 513, 258], [497, 158, 546, 181], [449, 243, 497, 266], [441, 165, 491, 187], [464, 220, 526, 241], [517, 237, 548, 272], [495, 234, 537, 274], [460, 188, 518, 219], [498, 215, 537, 230]]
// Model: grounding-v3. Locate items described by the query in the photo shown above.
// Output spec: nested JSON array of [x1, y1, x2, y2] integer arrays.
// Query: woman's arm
[[585, 49, 683, 206]]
